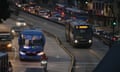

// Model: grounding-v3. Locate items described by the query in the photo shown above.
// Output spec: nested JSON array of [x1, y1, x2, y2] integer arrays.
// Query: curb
[[43, 30, 75, 72]]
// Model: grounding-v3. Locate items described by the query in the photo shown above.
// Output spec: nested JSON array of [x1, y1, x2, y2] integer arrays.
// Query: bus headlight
[[88, 40, 92, 43], [20, 51, 25, 55], [74, 40, 78, 43], [24, 46, 30, 49], [37, 52, 45, 56], [7, 43, 12, 48]]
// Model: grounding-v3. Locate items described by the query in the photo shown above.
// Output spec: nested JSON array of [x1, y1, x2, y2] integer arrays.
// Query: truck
[[0, 52, 12, 72], [0, 24, 14, 51]]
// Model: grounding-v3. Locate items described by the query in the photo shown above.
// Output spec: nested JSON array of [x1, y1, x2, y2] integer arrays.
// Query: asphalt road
[[7, 11, 109, 72], [5, 18, 71, 72]]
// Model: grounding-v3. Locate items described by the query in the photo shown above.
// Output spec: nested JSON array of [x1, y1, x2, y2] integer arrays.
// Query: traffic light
[[0, 0, 10, 23], [112, 21, 117, 26], [112, 18, 117, 26]]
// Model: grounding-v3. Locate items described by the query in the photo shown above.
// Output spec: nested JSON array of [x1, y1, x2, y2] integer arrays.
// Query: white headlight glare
[[16, 22, 21, 26], [58, 18, 61, 21], [23, 23, 26, 26], [20, 51, 25, 55], [18, 4, 21, 7], [74, 40, 78, 43], [7, 43, 12, 48], [24, 46, 30, 49], [11, 30, 15, 33], [45, 16, 49, 18], [88, 40, 92, 43], [37, 52, 45, 56]]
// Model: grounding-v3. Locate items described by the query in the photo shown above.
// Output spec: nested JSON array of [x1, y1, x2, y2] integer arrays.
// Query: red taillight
[[41, 54, 48, 60], [112, 37, 118, 41]]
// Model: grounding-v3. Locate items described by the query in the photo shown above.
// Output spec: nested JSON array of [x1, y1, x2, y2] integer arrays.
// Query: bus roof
[[21, 29, 43, 35], [65, 7, 87, 13]]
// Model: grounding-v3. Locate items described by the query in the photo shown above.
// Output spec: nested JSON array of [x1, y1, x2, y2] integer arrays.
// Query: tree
[[0, 0, 10, 23]]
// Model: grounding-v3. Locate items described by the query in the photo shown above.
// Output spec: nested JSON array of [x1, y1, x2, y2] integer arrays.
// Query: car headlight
[[23, 23, 26, 26], [45, 16, 49, 18], [58, 18, 61, 21], [16, 22, 21, 26], [11, 29, 15, 33], [37, 52, 45, 56], [7, 43, 12, 48]]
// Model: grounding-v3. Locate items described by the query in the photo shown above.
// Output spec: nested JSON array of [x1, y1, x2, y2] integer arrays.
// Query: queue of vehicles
[[15, 3, 94, 48], [13, 2, 120, 48]]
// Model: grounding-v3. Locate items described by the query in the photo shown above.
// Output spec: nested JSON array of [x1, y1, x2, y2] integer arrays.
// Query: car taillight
[[41, 54, 48, 60], [112, 37, 118, 41]]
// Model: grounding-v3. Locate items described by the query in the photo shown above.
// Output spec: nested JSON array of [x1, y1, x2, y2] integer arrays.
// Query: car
[[11, 26, 30, 36], [37, 8, 51, 18], [16, 18, 27, 27], [48, 13, 62, 21]]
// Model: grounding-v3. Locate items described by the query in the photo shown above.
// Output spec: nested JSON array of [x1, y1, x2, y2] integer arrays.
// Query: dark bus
[[65, 19, 93, 47]]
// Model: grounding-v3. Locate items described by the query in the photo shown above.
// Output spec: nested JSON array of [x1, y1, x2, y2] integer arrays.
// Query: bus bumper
[[73, 41, 92, 47], [19, 55, 41, 60]]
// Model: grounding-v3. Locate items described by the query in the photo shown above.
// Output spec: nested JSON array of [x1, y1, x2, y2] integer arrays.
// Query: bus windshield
[[75, 28, 92, 37], [21, 35, 44, 46], [72, 12, 88, 21], [23, 39, 43, 46]]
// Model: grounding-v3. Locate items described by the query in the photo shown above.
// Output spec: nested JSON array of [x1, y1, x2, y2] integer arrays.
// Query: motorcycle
[[40, 53, 48, 72]]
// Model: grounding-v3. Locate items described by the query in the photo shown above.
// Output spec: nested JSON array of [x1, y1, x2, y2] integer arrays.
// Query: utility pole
[[113, 0, 119, 31]]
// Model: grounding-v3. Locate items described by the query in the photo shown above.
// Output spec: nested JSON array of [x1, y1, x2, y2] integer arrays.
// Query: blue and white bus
[[18, 29, 46, 60]]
